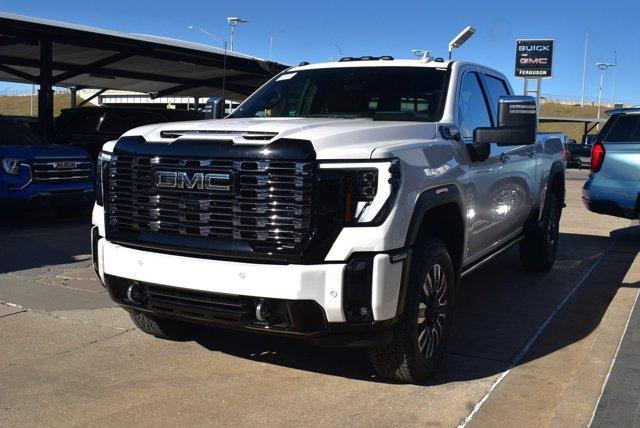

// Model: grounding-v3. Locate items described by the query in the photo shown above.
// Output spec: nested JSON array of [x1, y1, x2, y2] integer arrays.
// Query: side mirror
[[474, 95, 537, 147], [204, 97, 226, 120]]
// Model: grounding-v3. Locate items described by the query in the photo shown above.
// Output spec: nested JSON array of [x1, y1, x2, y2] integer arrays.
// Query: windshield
[[230, 66, 449, 122], [0, 120, 48, 146], [56, 109, 103, 134]]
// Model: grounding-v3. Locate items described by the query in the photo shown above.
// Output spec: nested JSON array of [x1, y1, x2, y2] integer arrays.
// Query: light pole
[[596, 62, 615, 122], [611, 50, 618, 107], [186, 26, 228, 98], [269, 30, 285, 61], [187, 25, 226, 48], [580, 32, 588, 106], [448, 26, 476, 59], [227, 17, 249, 52]]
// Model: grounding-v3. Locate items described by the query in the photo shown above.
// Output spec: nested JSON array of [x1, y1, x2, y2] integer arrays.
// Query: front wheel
[[129, 311, 191, 340], [368, 236, 454, 383], [519, 192, 561, 272]]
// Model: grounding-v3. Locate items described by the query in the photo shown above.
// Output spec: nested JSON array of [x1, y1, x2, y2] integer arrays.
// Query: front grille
[[145, 283, 252, 323], [107, 154, 315, 254], [31, 159, 93, 183]]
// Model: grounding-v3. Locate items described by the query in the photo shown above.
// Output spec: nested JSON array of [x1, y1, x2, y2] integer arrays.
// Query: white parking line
[[459, 238, 617, 427], [0, 300, 24, 309]]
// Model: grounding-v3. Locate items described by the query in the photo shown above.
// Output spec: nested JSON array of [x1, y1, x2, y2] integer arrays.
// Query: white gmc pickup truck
[[92, 56, 565, 383]]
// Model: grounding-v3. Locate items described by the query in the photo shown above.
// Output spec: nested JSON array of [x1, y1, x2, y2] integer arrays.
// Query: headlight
[[2, 158, 25, 175], [319, 159, 401, 225], [96, 151, 112, 206]]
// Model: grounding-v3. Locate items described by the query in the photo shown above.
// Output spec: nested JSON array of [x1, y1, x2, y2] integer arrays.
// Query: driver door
[[457, 71, 514, 261]]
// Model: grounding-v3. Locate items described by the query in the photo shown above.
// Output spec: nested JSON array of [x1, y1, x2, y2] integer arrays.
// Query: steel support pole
[[38, 37, 54, 138], [536, 79, 542, 116], [523, 78, 542, 116], [70, 87, 77, 108]]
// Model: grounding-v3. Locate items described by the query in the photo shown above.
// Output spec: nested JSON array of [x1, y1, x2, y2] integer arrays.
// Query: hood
[[0, 143, 90, 160], [121, 117, 437, 159]]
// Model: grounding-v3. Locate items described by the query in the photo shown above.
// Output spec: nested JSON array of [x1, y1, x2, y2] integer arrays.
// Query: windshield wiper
[[297, 114, 373, 120]]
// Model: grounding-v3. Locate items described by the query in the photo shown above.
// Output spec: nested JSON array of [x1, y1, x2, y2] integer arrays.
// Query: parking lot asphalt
[[1, 169, 639, 427]]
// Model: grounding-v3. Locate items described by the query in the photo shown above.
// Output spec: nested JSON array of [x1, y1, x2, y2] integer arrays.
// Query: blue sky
[[1, 0, 638, 104]]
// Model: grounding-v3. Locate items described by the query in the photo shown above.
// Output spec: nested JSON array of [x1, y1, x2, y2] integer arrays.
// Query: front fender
[[404, 184, 464, 247]]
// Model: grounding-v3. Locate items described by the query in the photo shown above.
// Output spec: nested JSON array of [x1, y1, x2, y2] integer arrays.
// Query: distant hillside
[[0, 94, 604, 142], [539, 102, 606, 142], [0, 93, 80, 117]]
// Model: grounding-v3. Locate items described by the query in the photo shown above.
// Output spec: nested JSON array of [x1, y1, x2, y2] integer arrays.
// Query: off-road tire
[[129, 311, 190, 340], [519, 192, 561, 273], [368, 236, 455, 383]]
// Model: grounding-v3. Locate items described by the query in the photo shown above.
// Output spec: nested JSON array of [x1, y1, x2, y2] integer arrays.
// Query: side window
[[603, 115, 640, 143], [458, 72, 491, 139], [484, 75, 511, 120], [56, 110, 104, 134]]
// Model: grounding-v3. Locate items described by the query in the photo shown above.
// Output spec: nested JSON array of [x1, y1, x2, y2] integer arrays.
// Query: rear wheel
[[519, 192, 561, 272], [129, 311, 190, 340], [368, 236, 454, 383]]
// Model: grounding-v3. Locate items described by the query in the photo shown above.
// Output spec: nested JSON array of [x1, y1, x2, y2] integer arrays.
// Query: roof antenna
[[411, 49, 432, 63]]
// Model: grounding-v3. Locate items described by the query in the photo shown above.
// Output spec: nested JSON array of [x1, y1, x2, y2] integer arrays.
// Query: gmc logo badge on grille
[[52, 161, 78, 169], [155, 171, 232, 191]]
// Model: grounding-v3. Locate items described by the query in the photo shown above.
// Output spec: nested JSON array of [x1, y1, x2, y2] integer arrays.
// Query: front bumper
[[1, 187, 94, 210], [92, 232, 408, 347]]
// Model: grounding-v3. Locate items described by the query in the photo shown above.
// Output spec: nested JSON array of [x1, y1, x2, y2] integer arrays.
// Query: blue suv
[[583, 108, 640, 219], [0, 116, 94, 210]]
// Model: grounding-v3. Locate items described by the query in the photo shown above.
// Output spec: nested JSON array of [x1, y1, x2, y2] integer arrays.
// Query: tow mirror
[[204, 97, 226, 120], [474, 95, 537, 147], [213, 97, 226, 119]]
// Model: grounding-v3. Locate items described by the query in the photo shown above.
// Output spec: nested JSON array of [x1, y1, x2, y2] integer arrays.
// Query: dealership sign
[[515, 39, 554, 78]]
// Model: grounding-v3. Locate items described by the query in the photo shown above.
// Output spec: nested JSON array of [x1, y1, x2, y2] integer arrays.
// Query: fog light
[[126, 281, 147, 304], [343, 255, 374, 323], [255, 299, 272, 322]]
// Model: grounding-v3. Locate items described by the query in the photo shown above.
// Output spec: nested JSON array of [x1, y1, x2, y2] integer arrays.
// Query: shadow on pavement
[[3, 206, 639, 386], [193, 226, 640, 385], [0, 209, 92, 274]]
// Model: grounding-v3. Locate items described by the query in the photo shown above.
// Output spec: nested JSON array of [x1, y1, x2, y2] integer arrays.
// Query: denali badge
[[52, 161, 78, 169], [155, 171, 232, 191]]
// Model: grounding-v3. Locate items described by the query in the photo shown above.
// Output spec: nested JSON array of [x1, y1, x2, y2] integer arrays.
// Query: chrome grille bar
[[108, 154, 315, 252], [31, 159, 93, 183]]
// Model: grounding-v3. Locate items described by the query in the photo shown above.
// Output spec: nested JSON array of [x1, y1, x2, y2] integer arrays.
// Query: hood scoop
[[160, 129, 278, 141]]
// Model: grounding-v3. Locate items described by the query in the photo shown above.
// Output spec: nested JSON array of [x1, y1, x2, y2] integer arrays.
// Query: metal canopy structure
[[539, 116, 607, 137], [0, 12, 289, 136]]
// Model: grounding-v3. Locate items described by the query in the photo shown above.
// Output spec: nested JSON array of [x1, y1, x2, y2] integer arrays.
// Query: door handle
[[499, 153, 510, 163]]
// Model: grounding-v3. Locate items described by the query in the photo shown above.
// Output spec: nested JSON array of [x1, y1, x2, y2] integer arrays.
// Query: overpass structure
[[0, 12, 288, 137], [539, 116, 607, 138]]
